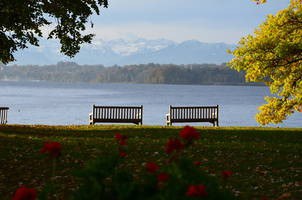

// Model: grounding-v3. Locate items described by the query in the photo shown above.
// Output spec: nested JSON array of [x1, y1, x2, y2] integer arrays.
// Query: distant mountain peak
[[179, 39, 203, 45], [12, 38, 235, 66]]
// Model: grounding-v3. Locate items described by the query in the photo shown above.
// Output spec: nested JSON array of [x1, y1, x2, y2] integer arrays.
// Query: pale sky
[[86, 0, 290, 44]]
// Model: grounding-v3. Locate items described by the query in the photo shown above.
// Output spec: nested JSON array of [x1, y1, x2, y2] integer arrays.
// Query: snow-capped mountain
[[104, 38, 175, 56], [12, 38, 235, 66]]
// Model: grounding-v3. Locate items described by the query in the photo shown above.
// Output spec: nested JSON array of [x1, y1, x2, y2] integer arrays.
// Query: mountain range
[[13, 38, 236, 66]]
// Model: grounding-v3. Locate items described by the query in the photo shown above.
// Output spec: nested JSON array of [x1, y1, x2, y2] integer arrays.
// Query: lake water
[[0, 81, 301, 127]]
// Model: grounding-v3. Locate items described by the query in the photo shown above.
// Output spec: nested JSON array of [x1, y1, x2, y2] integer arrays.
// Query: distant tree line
[[0, 62, 258, 85]]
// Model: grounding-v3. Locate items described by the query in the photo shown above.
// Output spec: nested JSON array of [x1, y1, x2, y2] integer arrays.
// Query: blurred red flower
[[119, 151, 127, 158], [145, 162, 159, 173], [165, 138, 184, 154], [40, 141, 61, 158], [193, 161, 202, 166], [119, 139, 127, 146], [221, 170, 233, 179], [115, 133, 127, 141], [12, 186, 37, 200], [186, 184, 207, 197], [179, 126, 200, 141], [115, 133, 127, 146], [157, 172, 169, 182]]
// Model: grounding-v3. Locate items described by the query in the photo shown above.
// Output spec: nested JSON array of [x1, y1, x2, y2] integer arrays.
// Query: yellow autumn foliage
[[228, 1, 302, 125]]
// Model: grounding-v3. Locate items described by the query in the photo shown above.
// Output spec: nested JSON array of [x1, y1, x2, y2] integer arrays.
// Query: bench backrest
[[93, 105, 143, 120], [0, 107, 9, 125], [170, 105, 218, 121]]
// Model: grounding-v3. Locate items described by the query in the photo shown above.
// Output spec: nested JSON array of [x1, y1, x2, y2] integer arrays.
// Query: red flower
[[12, 186, 37, 200], [40, 141, 62, 158], [119, 139, 127, 146], [145, 162, 159, 173], [221, 170, 233, 179], [157, 172, 169, 182], [186, 184, 207, 197], [193, 161, 202, 166], [115, 133, 127, 146], [165, 138, 184, 154], [115, 133, 127, 141], [119, 151, 127, 158], [179, 126, 200, 141]]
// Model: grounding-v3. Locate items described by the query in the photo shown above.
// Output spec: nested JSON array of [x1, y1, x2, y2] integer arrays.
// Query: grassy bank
[[0, 125, 301, 199]]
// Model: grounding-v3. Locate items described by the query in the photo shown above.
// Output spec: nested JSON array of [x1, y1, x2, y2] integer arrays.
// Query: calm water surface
[[0, 81, 301, 127]]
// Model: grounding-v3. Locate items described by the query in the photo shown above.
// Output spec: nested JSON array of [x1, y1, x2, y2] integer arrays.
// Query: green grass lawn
[[0, 125, 301, 199]]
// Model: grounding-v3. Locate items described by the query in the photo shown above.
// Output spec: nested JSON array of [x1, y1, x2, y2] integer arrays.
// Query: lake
[[0, 81, 301, 127]]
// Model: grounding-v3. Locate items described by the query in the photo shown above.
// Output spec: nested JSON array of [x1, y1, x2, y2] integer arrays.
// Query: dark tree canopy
[[0, 0, 108, 64]]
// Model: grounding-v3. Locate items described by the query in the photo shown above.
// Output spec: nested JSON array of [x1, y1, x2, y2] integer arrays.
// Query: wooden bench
[[0, 107, 9, 125], [166, 105, 219, 126], [89, 105, 143, 125]]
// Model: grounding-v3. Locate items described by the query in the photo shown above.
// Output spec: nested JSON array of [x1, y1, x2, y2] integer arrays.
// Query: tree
[[228, 0, 302, 125], [0, 0, 108, 64]]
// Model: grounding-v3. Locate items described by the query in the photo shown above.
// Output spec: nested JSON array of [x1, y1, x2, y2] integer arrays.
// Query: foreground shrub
[[72, 126, 236, 200]]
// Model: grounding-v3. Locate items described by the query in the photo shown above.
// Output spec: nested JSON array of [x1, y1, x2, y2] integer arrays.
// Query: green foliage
[[73, 156, 121, 199], [74, 158, 236, 200], [0, 0, 108, 64], [228, 1, 302, 125]]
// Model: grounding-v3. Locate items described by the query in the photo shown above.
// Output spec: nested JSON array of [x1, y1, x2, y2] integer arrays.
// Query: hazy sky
[[87, 0, 290, 44]]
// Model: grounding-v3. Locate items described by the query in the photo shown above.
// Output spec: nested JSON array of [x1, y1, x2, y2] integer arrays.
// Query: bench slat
[[0, 107, 9, 125]]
